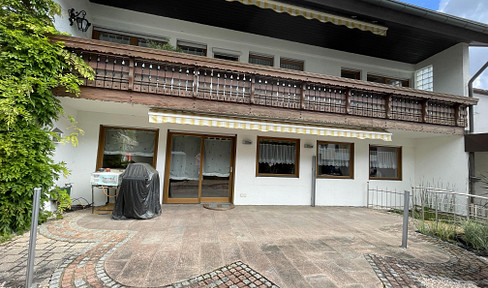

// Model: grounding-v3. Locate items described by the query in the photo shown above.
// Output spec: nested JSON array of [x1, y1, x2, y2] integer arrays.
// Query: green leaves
[[0, 0, 94, 239]]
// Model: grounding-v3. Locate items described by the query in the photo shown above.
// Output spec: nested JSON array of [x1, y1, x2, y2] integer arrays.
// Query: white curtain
[[169, 136, 232, 180], [259, 142, 296, 165], [103, 129, 156, 157], [370, 149, 398, 169], [169, 135, 201, 180], [318, 144, 350, 166], [202, 138, 231, 177]]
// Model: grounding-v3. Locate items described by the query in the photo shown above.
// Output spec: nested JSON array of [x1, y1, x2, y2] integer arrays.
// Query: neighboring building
[[51, 0, 488, 207], [467, 88, 488, 198]]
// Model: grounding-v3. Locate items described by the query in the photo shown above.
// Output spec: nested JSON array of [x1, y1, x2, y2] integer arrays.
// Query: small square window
[[280, 58, 304, 71], [317, 142, 354, 178], [369, 145, 402, 180], [249, 53, 274, 66], [257, 137, 299, 177]]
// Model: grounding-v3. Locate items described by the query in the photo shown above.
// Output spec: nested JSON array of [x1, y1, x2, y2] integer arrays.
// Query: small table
[[91, 185, 120, 214]]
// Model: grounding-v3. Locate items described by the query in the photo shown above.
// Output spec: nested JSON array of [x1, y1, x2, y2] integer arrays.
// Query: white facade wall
[[50, 1, 473, 206], [54, 98, 469, 207], [414, 136, 469, 192]]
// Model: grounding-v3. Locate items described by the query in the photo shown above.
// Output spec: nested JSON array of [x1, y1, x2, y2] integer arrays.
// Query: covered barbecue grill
[[112, 163, 162, 220]]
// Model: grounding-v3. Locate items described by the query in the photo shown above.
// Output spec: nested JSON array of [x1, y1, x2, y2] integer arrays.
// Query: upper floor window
[[92, 28, 167, 47], [369, 145, 402, 180], [177, 40, 207, 56], [341, 69, 361, 80], [96, 126, 159, 170], [249, 53, 274, 66], [317, 141, 354, 178], [212, 48, 240, 61], [367, 74, 409, 87], [415, 65, 433, 91], [214, 53, 239, 61], [280, 58, 304, 71], [257, 137, 299, 177]]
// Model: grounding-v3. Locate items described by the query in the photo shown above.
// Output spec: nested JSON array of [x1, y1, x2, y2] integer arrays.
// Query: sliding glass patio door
[[164, 132, 235, 203]]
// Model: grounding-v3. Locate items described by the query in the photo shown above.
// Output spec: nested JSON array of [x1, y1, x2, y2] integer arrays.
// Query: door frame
[[162, 131, 236, 204]]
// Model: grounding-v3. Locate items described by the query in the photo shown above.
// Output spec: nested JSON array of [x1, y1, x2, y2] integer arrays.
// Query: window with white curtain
[[97, 126, 158, 170], [257, 137, 299, 177], [369, 145, 402, 180], [317, 142, 354, 178]]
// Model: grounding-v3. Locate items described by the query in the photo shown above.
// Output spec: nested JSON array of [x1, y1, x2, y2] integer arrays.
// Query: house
[[51, 0, 488, 207], [467, 88, 488, 198]]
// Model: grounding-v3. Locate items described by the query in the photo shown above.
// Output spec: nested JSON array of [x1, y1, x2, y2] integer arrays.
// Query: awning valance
[[225, 0, 388, 36], [149, 110, 392, 141]]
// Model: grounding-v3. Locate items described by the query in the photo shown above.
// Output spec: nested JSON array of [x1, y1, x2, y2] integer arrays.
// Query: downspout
[[467, 60, 488, 197]]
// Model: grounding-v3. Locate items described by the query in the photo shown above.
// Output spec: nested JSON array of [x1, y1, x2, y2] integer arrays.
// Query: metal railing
[[367, 184, 488, 223]]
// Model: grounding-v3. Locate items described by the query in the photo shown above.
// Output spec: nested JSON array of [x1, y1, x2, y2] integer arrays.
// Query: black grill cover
[[112, 163, 162, 220]]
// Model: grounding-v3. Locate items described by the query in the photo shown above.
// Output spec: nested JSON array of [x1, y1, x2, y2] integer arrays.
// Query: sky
[[399, 0, 488, 89]]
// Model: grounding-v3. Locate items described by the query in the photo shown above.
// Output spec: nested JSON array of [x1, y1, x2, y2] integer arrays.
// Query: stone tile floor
[[0, 205, 487, 287]]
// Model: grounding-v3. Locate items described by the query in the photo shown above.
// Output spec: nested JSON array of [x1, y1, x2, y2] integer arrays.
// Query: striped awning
[[225, 0, 388, 36], [149, 110, 392, 141]]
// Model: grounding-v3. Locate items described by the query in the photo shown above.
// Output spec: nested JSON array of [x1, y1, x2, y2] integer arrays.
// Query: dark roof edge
[[474, 88, 488, 95], [365, 0, 488, 34]]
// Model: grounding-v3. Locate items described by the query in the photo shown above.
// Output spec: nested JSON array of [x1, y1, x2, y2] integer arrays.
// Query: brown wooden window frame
[[92, 28, 167, 47], [341, 69, 361, 80], [367, 74, 409, 87], [249, 53, 274, 67], [256, 136, 300, 178], [317, 141, 354, 179], [369, 145, 402, 181], [96, 125, 159, 171], [280, 57, 304, 71]]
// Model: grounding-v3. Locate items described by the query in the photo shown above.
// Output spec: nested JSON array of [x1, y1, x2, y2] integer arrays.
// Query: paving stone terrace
[[1, 206, 488, 287]]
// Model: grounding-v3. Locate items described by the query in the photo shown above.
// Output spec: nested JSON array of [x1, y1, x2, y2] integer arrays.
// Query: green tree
[[0, 0, 94, 240]]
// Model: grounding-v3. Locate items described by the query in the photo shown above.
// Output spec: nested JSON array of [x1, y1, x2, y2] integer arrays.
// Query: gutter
[[366, 0, 488, 34]]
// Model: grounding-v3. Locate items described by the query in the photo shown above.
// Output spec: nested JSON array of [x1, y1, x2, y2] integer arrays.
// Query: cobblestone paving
[[0, 215, 90, 288], [2, 207, 488, 288], [366, 233, 488, 288], [163, 261, 279, 288]]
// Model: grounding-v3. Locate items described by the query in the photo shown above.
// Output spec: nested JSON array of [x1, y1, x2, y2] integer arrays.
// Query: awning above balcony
[[148, 110, 392, 141], [225, 0, 388, 36]]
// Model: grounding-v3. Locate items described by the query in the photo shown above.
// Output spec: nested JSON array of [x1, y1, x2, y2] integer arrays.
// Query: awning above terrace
[[148, 110, 392, 141], [225, 0, 388, 36]]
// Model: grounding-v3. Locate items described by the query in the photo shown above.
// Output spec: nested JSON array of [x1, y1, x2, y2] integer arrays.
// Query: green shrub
[[415, 220, 458, 242], [462, 220, 488, 254]]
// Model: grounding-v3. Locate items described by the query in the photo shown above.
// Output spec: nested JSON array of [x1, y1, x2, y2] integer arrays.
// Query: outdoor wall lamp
[[68, 8, 91, 32]]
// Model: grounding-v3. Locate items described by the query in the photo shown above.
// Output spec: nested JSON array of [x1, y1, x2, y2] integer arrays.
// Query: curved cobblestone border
[[366, 232, 488, 287], [39, 210, 135, 288]]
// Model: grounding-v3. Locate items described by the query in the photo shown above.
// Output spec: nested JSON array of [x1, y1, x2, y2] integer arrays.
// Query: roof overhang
[[89, 0, 488, 64]]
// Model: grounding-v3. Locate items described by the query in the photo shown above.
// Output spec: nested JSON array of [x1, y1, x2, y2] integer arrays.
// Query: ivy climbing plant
[[0, 0, 94, 241]]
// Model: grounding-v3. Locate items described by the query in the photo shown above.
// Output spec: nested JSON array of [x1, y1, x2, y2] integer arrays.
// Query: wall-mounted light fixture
[[51, 127, 64, 143], [242, 139, 253, 145], [68, 8, 91, 32]]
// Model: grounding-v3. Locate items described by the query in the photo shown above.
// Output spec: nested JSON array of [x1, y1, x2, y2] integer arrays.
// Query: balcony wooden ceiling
[[89, 0, 488, 64]]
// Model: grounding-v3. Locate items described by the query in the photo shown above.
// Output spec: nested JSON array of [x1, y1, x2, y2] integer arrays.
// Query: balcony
[[54, 36, 478, 135]]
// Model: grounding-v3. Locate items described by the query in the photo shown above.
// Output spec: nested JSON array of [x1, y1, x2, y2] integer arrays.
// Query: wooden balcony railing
[[56, 36, 477, 128]]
